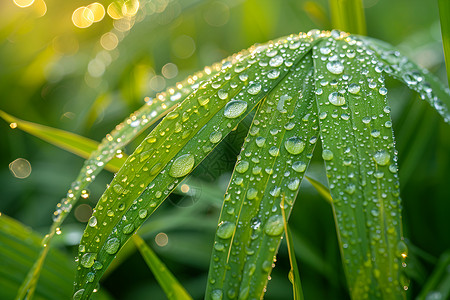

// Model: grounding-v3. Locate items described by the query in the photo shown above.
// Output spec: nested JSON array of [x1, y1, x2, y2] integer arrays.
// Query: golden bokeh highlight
[[155, 232, 168, 247], [122, 0, 139, 17], [100, 32, 119, 50], [13, 0, 35, 8], [180, 184, 190, 193], [87, 2, 105, 22], [10, 122, 18, 129], [33, 0, 47, 17], [9, 158, 32, 179], [72, 7, 94, 28], [107, 2, 124, 19]]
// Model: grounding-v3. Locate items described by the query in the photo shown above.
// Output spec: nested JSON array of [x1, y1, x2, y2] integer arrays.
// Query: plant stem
[[328, 0, 367, 35]]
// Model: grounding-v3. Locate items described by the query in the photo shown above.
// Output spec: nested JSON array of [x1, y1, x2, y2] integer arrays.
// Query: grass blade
[[132, 235, 192, 300], [205, 52, 318, 299], [360, 35, 450, 124], [313, 33, 405, 299], [73, 33, 318, 299], [16, 64, 222, 300], [438, 0, 450, 88], [417, 250, 450, 300], [0, 110, 125, 173], [328, 0, 366, 35], [305, 175, 333, 204]]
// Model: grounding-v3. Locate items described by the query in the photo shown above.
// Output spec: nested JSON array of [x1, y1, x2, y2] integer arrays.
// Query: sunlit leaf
[[132, 235, 192, 300]]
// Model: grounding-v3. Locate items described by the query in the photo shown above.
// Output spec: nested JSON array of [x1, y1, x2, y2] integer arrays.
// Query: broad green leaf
[[17, 63, 222, 300], [206, 53, 318, 299], [438, 0, 450, 88], [328, 0, 366, 35], [132, 235, 192, 300], [360, 36, 450, 124], [0, 110, 125, 173], [313, 33, 405, 299], [73, 33, 318, 299]]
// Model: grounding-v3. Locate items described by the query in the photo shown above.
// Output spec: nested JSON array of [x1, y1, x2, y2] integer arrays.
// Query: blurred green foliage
[[1, 0, 449, 299]]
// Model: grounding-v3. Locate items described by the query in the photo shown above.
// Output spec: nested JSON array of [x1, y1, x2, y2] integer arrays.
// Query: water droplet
[[88, 216, 97, 227], [292, 161, 307, 172], [379, 87, 388, 95], [80, 252, 97, 268], [247, 83, 262, 95], [373, 150, 390, 166], [210, 131, 222, 144], [218, 89, 228, 100], [138, 209, 148, 219], [239, 73, 248, 82], [247, 188, 258, 200], [288, 178, 300, 191], [86, 272, 95, 282], [397, 240, 408, 258], [169, 154, 195, 178], [122, 224, 135, 234], [198, 96, 210, 106], [236, 160, 249, 173], [166, 111, 179, 119], [270, 186, 281, 197], [255, 136, 266, 147], [269, 56, 283, 67], [264, 215, 284, 236], [284, 136, 305, 155], [73, 289, 85, 300], [348, 83, 360, 94], [224, 100, 248, 119], [322, 149, 334, 161], [267, 69, 280, 79], [105, 237, 120, 255], [328, 92, 346, 106], [370, 129, 380, 138], [217, 221, 235, 239], [326, 61, 344, 74], [211, 289, 223, 300], [345, 183, 355, 194], [320, 47, 331, 55]]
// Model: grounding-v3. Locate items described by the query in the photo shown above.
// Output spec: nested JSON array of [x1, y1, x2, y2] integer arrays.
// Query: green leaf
[[132, 235, 192, 300], [74, 33, 318, 299], [16, 63, 222, 300], [417, 250, 450, 300], [328, 0, 366, 35], [313, 34, 405, 299], [0, 110, 125, 173], [206, 51, 318, 299], [305, 175, 333, 204], [360, 35, 450, 124]]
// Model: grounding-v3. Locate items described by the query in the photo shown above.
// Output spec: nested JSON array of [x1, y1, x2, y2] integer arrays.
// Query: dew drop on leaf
[[88, 216, 97, 227], [292, 161, 307, 172], [284, 136, 305, 155], [217, 221, 235, 239], [328, 92, 346, 106], [211, 289, 223, 300], [326, 61, 344, 74], [247, 83, 262, 95], [264, 215, 284, 236], [247, 188, 258, 200], [169, 154, 195, 177], [348, 83, 361, 94], [235, 160, 249, 173], [224, 100, 248, 118], [269, 56, 283, 67], [105, 237, 120, 255], [209, 131, 222, 144], [322, 149, 334, 161], [255, 136, 266, 147], [267, 69, 280, 79], [73, 289, 85, 300], [122, 224, 134, 234], [80, 252, 97, 268], [138, 209, 147, 219], [373, 150, 390, 166]]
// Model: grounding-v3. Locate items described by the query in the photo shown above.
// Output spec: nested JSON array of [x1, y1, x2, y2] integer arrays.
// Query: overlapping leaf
[[313, 33, 406, 299], [73, 33, 318, 299]]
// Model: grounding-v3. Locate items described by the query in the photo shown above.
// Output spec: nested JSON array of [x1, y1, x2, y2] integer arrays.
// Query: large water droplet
[[235, 160, 249, 173], [284, 136, 305, 155], [328, 92, 346, 106], [247, 188, 258, 200], [255, 136, 266, 147], [326, 61, 344, 74], [217, 221, 235, 239], [122, 224, 135, 234], [348, 83, 360, 94], [264, 215, 284, 236], [73, 289, 85, 300], [269, 56, 283, 67], [224, 100, 248, 119], [373, 150, 390, 166], [105, 237, 120, 255], [292, 161, 307, 172], [267, 69, 280, 79], [209, 131, 222, 144], [247, 83, 262, 95], [169, 154, 195, 178], [211, 289, 223, 300], [88, 216, 97, 227], [80, 252, 97, 268], [322, 149, 334, 161]]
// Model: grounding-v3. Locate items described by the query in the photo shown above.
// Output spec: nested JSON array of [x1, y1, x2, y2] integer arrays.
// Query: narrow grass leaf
[[328, 0, 366, 35], [132, 235, 192, 300], [17, 64, 222, 300], [206, 53, 319, 299], [313, 33, 406, 299], [438, 0, 450, 89], [74, 33, 318, 299], [417, 250, 450, 300], [360, 36, 450, 124], [0, 110, 125, 173], [305, 175, 333, 204]]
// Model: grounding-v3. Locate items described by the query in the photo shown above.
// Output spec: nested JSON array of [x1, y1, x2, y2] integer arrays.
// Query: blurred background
[[1, 0, 449, 299]]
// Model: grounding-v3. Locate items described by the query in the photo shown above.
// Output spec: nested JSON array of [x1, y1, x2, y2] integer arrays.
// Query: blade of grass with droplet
[[281, 195, 304, 300], [16, 63, 223, 300], [313, 35, 405, 299], [0, 110, 125, 173], [205, 54, 319, 299], [132, 235, 192, 300], [74, 34, 317, 299], [438, 0, 450, 89], [359, 35, 450, 124], [328, 0, 366, 35]]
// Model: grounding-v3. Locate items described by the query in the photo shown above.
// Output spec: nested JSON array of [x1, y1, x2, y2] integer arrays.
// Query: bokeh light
[[87, 2, 105, 22], [13, 0, 35, 8], [74, 204, 92, 222], [203, 1, 230, 27], [107, 2, 124, 20], [100, 32, 119, 50], [72, 7, 94, 28], [122, 0, 140, 17], [172, 35, 196, 59], [149, 75, 166, 91], [162, 63, 178, 79], [155, 232, 168, 247], [9, 158, 32, 179]]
